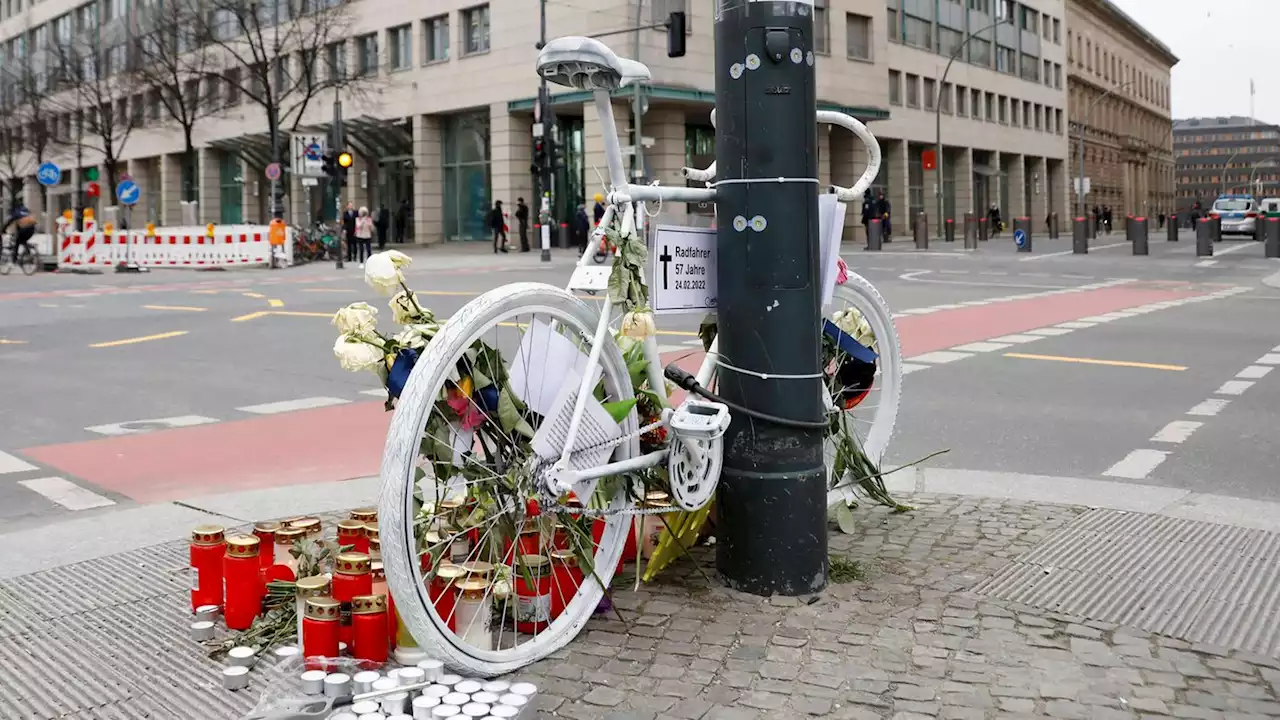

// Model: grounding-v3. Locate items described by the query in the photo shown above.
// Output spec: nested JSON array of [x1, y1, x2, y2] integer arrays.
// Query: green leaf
[[471, 365, 493, 389], [497, 387, 520, 433], [513, 417, 536, 439], [607, 263, 626, 304], [834, 503, 857, 534], [601, 398, 637, 423], [627, 359, 649, 388]]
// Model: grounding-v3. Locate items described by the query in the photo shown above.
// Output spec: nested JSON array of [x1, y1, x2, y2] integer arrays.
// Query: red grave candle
[[189, 524, 226, 612], [549, 549, 583, 621], [302, 596, 341, 669], [223, 534, 263, 631], [336, 519, 364, 552], [351, 594, 389, 664], [252, 521, 280, 569], [361, 521, 379, 556], [514, 554, 553, 634], [429, 564, 468, 631], [331, 552, 372, 647]]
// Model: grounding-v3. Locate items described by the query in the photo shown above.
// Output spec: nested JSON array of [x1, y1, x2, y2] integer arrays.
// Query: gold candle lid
[[460, 561, 494, 577], [282, 516, 307, 525], [275, 527, 306, 545], [334, 552, 372, 575], [296, 575, 332, 598], [455, 578, 490, 599], [371, 561, 386, 581], [291, 517, 322, 536], [351, 594, 388, 614], [549, 549, 578, 566], [362, 521, 379, 538], [225, 534, 261, 558], [424, 531, 443, 545], [433, 564, 467, 585], [350, 507, 377, 523], [439, 498, 463, 511], [518, 554, 550, 576], [253, 521, 281, 536], [336, 519, 364, 535], [191, 525, 226, 545], [304, 596, 341, 621]]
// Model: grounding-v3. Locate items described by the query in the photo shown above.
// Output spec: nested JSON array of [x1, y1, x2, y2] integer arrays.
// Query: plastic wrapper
[[241, 655, 384, 720]]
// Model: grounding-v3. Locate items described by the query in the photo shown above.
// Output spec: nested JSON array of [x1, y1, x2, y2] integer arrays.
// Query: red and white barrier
[[56, 224, 293, 270]]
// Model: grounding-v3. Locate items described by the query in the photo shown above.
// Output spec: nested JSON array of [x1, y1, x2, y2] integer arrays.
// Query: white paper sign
[[508, 319, 602, 418], [530, 367, 622, 504], [818, 194, 848, 307], [651, 225, 718, 314]]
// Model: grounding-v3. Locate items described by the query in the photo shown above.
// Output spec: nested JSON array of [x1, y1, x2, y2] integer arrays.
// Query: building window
[[1043, 59, 1051, 86], [1034, 104, 1042, 131], [423, 15, 449, 63], [955, 84, 966, 116], [813, 0, 828, 54], [225, 68, 240, 106], [1020, 52, 1038, 82], [357, 33, 378, 76], [463, 5, 490, 55], [903, 12, 931, 51], [1020, 6, 1037, 33], [1010, 99, 1018, 126], [1022, 100, 1031, 128], [103, 0, 126, 22], [985, 92, 995, 122], [970, 37, 990, 66], [996, 0, 1014, 21], [1054, 63, 1062, 89], [923, 78, 935, 111], [1041, 12, 1050, 39], [971, 88, 982, 119], [1052, 18, 1060, 43], [326, 41, 346, 80], [845, 13, 871, 60], [77, 3, 97, 32], [1056, 108, 1063, 135], [996, 46, 1015, 75], [887, 6, 899, 43], [888, 70, 901, 106], [939, 27, 963, 58], [388, 24, 411, 70], [442, 111, 491, 241], [998, 96, 1007, 124], [940, 82, 952, 113], [905, 73, 919, 108]]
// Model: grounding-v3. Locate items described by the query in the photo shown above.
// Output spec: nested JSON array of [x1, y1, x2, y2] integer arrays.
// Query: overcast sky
[[1108, 0, 1274, 123]]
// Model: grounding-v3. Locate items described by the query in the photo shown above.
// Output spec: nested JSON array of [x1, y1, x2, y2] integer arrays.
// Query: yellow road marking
[[0, 338, 27, 345], [191, 289, 221, 295], [38, 303, 58, 308], [144, 304, 207, 312], [1003, 352, 1186, 371], [268, 299, 285, 308], [90, 330, 188, 348], [231, 310, 333, 322], [242, 292, 265, 299], [301, 288, 357, 293]]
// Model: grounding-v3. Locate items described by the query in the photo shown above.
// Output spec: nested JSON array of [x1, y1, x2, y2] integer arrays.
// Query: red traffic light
[[86, 181, 101, 198]]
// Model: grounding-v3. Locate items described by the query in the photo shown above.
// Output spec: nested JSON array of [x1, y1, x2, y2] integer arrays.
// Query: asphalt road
[[1, 231, 1277, 529]]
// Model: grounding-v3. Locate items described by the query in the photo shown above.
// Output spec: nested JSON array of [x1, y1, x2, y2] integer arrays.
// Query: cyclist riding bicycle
[[3, 203, 37, 262]]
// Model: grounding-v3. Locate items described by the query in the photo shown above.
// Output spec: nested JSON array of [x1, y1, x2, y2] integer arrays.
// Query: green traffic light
[[84, 167, 99, 182]]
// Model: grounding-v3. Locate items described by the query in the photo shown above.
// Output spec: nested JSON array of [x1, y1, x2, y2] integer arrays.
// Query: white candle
[[453, 579, 492, 652]]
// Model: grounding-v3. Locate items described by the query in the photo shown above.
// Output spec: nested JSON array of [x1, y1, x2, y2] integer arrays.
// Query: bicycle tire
[[19, 248, 38, 275], [379, 281, 640, 677], [822, 269, 902, 508]]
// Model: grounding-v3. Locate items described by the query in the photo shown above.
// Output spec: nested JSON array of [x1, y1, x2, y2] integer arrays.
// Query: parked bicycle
[[378, 36, 902, 676], [0, 232, 39, 276], [291, 222, 340, 264]]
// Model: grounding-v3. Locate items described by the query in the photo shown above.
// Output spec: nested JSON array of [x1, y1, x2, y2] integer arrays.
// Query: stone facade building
[[1174, 116, 1280, 214]]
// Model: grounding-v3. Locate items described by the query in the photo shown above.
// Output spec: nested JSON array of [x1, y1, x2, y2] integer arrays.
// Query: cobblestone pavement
[[5, 494, 1280, 719]]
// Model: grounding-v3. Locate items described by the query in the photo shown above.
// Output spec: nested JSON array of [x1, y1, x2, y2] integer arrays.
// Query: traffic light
[[336, 151, 352, 187], [321, 151, 337, 178], [532, 138, 547, 177], [667, 11, 686, 58]]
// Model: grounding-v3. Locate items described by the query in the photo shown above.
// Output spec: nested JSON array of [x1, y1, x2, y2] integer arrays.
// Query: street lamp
[[1248, 158, 1276, 196], [934, 17, 1012, 240], [1077, 78, 1134, 222], [1219, 149, 1241, 196]]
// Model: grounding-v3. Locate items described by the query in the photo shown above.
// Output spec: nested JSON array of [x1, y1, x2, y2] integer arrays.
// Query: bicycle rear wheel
[[379, 282, 642, 677], [18, 248, 37, 275]]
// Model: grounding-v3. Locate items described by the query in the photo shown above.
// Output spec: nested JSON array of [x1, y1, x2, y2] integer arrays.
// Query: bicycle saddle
[[537, 36, 651, 91]]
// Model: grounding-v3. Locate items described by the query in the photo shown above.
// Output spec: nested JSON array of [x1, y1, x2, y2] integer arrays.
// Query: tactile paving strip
[[973, 508, 1280, 656], [0, 542, 188, 619]]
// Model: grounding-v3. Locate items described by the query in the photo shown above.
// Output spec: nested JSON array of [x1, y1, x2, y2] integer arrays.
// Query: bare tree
[[180, 0, 381, 220], [133, 0, 229, 203], [0, 45, 61, 217], [52, 33, 142, 202]]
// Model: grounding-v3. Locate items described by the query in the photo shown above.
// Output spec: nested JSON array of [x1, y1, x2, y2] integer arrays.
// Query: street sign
[[116, 179, 140, 206], [1013, 228, 1027, 248], [651, 225, 718, 314], [1073, 177, 1091, 197], [86, 182, 101, 198], [292, 134, 327, 177], [36, 162, 60, 187], [265, 163, 282, 181]]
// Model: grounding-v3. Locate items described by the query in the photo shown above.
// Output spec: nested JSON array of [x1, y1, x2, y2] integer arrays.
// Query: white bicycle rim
[[379, 282, 640, 677], [823, 269, 902, 507]]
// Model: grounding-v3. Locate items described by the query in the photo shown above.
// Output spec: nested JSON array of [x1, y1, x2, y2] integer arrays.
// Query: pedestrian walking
[[876, 191, 892, 238], [516, 197, 530, 253], [574, 201, 590, 251], [396, 199, 410, 243], [593, 194, 606, 226], [1103, 206, 1113, 235], [355, 206, 374, 266], [375, 202, 390, 250], [342, 202, 358, 262], [1158, 211, 1166, 230], [490, 200, 509, 253], [860, 190, 874, 249], [987, 203, 1002, 237]]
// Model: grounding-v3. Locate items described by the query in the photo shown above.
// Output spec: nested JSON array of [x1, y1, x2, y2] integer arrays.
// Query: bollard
[[963, 212, 977, 249], [1088, 216, 1097, 239], [944, 217, 955, 243], [1129, 216, 1149, 255], [1049, 212, 1060, 239], [1211, 216, 1222, 243], [1013, 217, 1032, 253], [1257, 218, 1266, 243], [1267, 217, 1280, 259], [867, 217, 883, 251], [1072, 217, 1089, 254], [978, 217, 989, 242], [1196, 218, 1214, 257], [1167, 213, 1178, 242], [914, 212, 928, 249]]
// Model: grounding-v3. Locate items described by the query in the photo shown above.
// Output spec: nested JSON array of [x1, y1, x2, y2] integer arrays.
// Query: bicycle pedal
[[669, 399, 730, 442]]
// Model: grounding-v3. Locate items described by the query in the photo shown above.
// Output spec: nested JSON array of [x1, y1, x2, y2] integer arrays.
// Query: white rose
[[364, 250, 412, 295], [392, 324, 437, 349], [390, 290, 433, 325], [331, 301, 378, 335], [832, 308, 874, 347], [620, 309, 657, 339], [333, 334, 385, 372]]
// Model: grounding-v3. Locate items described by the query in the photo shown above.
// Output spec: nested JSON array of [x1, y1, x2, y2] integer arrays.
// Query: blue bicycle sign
[[36, 162, 61, 187]]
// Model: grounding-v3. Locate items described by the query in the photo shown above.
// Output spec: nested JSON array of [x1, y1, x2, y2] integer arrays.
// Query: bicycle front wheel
[[19, 248, 39, 275], [823, 269, 902, 507], [380, 282, 641, 677]]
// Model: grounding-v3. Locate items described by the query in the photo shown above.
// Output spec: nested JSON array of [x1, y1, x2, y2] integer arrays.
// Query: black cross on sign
[[659, 245, 673, 289]]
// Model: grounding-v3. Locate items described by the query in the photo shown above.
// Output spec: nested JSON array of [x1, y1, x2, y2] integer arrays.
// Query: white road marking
[[1213, 241, 1259, 257], [951, 342, 1013, 353], [901, 363, 930, 374], [1019, 241, 1130, 260], [1216, 380, 1254, 396], [1077, 315, 1119, 323], [1056, 321, 1097, 329], [1025, 327, 1074, 337], [1257, 353, 1280, 365], [1195, 260, 1218, 267], [85, 415, 220, 436], [1103, 449, 1170, 480], [988, 334, 1043, 343], [1151, 420, 1203, 444], [0, 451, 37, 475], [238, 397, 352, 414], [1187, 398, 1230, 416], [19, 477, 115, 511], [359, 389, 388, 397], [898, 307, 940, 315], [1237, 365, 1273, 380], [908, 351, 973, 364]]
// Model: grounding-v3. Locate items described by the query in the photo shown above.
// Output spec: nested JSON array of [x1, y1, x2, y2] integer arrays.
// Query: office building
[[1174, 116, 1280, 213]]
